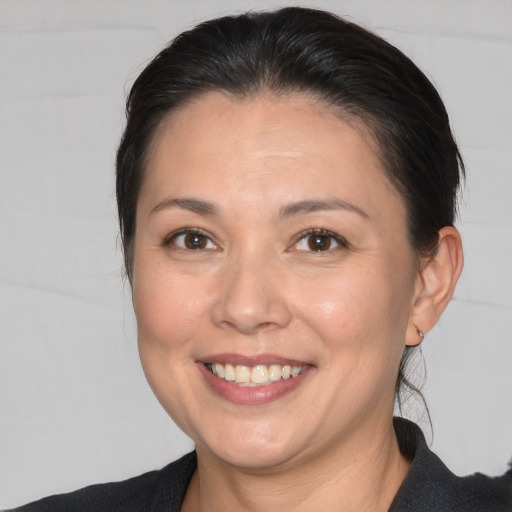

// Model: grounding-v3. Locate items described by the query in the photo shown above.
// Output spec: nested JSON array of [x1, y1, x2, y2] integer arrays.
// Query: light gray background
[[0, 0, 511, 508]]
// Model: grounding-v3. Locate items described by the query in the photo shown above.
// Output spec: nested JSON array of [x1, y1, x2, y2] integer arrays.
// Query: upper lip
[[198, 353, 312, 367]]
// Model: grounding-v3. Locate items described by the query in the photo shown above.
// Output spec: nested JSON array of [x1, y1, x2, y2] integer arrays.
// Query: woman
[[8, 7, 511, 512]]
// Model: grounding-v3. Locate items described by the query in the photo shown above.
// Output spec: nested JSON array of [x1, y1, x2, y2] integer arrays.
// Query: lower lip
[[198, 363, 313, 405]]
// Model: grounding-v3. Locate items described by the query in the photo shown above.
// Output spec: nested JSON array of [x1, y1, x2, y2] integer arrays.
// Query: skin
[[132, 92, 463, 511]]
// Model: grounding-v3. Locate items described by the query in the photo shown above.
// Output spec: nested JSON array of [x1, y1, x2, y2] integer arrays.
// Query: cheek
[[296, 272, 376, 333], [132, 267, 209, 418], [295, 263, 413, 355], [299, 271, 411, 409], [132, 260, 208, 354]]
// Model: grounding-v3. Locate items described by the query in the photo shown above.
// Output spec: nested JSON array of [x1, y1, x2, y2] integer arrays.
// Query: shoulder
[[5, 452, 197, 512], [390, 418, 512, 512]]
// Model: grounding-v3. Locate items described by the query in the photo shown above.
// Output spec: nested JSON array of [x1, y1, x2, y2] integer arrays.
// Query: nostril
[[217, 319, 278, 334]]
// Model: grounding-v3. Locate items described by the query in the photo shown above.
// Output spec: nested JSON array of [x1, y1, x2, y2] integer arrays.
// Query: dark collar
[[390, 417, 512, 511]]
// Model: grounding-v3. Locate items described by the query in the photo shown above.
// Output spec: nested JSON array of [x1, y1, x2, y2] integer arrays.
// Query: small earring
[[416, 327, 425, 341]]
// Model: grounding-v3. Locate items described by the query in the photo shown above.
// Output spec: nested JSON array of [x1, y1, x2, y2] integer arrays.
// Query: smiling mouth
[[205, 363, 308, 387]]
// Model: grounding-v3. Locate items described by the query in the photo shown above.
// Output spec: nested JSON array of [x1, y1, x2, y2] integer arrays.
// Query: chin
[[196, 421, 307, 470], [212, 443, 300, 471]]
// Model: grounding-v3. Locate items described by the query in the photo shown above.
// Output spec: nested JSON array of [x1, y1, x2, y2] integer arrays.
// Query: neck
[[181, 418, 410, 512]]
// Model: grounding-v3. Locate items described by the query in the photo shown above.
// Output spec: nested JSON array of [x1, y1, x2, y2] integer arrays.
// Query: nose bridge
[[212, 245, 292, 334]]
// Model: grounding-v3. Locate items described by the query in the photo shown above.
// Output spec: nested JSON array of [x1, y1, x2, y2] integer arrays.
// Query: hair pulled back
[[116, 6, 464, 408]]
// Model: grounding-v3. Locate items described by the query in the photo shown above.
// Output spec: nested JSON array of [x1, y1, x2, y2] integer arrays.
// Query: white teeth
[[251, 365, 269, 384], [269, 364, 282, 382], [208, 362, 306, 386], [281, 365, 291, 379], [224, 363, 235, 381], [214, 363, 225, 379], [235, 365, 251, 383], [291, 366, 302, 378]]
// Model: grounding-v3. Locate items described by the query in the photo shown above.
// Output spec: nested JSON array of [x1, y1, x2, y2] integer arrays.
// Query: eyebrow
[[279, 199, 369, 220], [149, 197, 218, 217]]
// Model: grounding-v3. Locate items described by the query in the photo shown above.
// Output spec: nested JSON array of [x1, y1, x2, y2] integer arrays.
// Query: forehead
[[152, 91, 378, 156], [141, 91, 403, 219]]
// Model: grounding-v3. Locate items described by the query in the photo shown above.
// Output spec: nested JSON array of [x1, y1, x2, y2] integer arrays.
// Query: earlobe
[[406, 227, 464, 346]]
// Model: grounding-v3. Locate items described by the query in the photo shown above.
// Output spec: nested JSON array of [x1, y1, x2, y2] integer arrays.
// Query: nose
[[211, 255, 292, 334]]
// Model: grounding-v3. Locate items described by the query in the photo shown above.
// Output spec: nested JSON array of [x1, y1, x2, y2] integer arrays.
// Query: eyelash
[[162, 227, 349, 252], [293, 228, 349, 252]]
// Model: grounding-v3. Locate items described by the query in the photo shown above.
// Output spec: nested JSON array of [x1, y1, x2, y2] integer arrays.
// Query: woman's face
[[132, 92, 422, 469]]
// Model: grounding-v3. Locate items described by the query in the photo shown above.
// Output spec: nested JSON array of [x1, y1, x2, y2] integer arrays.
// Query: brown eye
[[307, 234, 332, 251], [293, 229, 347, 252], [169, 231, 216, 250], [184, 233, 208, 250]]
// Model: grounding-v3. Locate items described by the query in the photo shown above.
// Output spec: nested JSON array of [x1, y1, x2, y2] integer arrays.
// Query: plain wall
[[0, 0, 511, 508]]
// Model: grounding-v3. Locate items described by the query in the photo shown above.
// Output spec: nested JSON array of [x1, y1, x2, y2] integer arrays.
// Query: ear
[[406, 227, 464, 346]]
